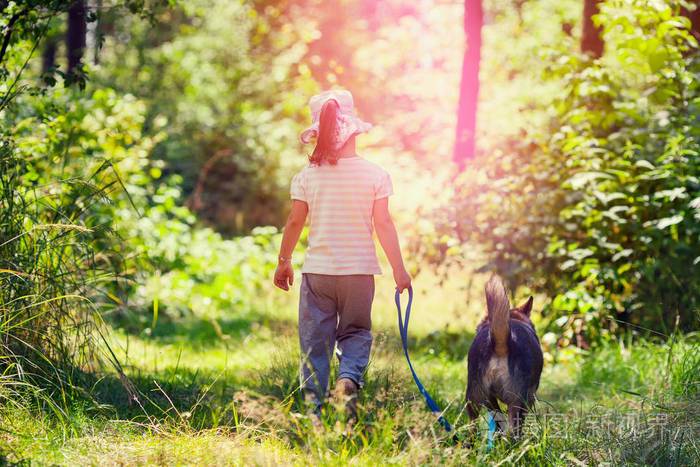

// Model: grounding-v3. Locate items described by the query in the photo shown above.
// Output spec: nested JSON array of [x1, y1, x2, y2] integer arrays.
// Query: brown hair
[[309, 99, 341, 166]]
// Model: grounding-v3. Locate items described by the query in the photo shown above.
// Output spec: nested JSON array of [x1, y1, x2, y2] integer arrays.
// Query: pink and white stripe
[[290, 156, 393, 275]]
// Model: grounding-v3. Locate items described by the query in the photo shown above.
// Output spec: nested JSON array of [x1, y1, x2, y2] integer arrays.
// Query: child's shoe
[[332, 378, 358, 422]]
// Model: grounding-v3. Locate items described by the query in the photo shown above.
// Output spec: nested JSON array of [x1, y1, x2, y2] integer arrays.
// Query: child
[[273, 89, 411, 422]]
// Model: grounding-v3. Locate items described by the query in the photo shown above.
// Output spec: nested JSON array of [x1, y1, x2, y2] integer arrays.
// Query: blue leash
[[395, 287, 452, 433], [487, 412, 497, 450]]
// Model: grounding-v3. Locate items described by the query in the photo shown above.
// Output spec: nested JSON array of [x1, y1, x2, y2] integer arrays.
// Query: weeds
[[0, 123, 138, 427], [1, 305, 699, 465]]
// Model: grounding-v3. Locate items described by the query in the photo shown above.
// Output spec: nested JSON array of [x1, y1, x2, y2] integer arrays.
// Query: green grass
[[1, 273, 699, 465]]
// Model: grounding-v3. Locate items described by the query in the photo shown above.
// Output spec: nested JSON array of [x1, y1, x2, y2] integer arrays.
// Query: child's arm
[[373, 197, 412, 292], [274, 200, 308, 291]]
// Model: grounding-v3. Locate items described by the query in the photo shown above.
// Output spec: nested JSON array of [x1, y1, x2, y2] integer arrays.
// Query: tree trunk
[[0, 7, 23, 68], [92, 0, 103, 64], [42, 36, 58, 74], [67, 0, 87, 73], [682, 0, 700, 41], [454, 0, 483, 170], [581, 0, 604, 57]]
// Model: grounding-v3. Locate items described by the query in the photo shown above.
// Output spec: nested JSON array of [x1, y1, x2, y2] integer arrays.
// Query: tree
[[41, 35, 59, 74], [582, 0, 604, 57], [682, 0, 700, 41], [0, 2, 25, 67], [454, 0, 483, 170], [67, 0, 87, 73]]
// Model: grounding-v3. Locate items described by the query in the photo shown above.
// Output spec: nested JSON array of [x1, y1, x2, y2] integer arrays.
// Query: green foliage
[[275, 0, 464, 162], [94, 0, 315, 233], [3, 0, 700, 464], [2, 318, 699, 464], [0, 1, 175, 92], [0, 85, 156, 398], [1, 0, 293, 401], [425, 0, 700, 343], [116, 206, 284, 329]]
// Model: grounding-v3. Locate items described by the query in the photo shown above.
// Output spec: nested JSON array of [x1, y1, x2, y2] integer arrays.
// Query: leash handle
[[395, 286, 452, 433]]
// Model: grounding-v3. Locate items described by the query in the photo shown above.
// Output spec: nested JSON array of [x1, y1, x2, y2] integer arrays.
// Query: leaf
[[648, 47, 668, 73], [565, 171, 615, 190], [654, 187, 687, 201], [617, 263, 632, 274], [638, 169, 672, 181], [655, 214, 684, 230], [612, 249, 633, 262], [594, 191, 627, 205], [570, 248, 595, 261], [635, 160, 655, 170]]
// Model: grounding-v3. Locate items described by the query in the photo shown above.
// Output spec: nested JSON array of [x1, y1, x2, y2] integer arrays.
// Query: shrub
[[0, 85, 158, 398], [95, 0, 315, 233], [422, 0, 700, 343]]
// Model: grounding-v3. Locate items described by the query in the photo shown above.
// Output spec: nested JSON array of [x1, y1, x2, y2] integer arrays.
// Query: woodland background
[[0, 0, 698, 464]]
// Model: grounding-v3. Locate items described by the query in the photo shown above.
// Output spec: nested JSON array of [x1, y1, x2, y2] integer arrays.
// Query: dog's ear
[[517, 296, 534, 316]]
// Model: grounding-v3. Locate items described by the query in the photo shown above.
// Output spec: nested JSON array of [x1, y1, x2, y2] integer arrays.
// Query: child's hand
[[273, 262, 294, 291], [393, 267, 412, 293]]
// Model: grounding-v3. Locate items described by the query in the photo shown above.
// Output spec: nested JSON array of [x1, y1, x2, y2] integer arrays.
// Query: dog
[[465, 275, 543, 438]]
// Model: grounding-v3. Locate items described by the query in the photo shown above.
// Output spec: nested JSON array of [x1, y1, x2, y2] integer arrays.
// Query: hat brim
[[300, 115, 372, 145]]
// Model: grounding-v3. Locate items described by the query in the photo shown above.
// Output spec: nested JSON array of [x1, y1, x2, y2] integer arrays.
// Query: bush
[[422, 0, 700, 343], [1, 1, 295, 399], [116, 205, 285, 329], [1, 75, 284, 404], [0, 80, 164, 398], [95, 0, 315, 233]]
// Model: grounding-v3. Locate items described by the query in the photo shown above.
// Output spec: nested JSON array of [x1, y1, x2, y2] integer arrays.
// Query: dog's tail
[[485, 275, 510, 357]]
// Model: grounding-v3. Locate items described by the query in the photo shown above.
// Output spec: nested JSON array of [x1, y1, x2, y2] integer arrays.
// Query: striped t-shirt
[[290, 156, 393, 275]]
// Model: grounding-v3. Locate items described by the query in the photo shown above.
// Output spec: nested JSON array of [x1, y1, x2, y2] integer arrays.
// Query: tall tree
[[454, 0, 483, 170], [0, 2, 26, 67], [67, 0, 87, 73], [581, 0, 604, 57], [682, 0, 700, 41], [92, 0, 103, 64], [41, 36, 59, 74]]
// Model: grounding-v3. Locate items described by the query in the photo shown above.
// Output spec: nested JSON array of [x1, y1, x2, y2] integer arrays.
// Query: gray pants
[[298, 273, 375, 399]]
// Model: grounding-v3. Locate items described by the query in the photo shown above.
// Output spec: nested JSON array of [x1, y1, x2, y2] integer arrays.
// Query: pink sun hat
[[299, 89, 373, 148]]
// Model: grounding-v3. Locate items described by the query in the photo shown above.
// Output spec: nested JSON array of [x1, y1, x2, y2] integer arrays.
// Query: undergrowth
[[1, 308, 697, 465]]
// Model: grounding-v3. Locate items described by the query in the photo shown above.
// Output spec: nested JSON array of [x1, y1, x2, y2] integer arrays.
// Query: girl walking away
[[273, 89, 411, 425]]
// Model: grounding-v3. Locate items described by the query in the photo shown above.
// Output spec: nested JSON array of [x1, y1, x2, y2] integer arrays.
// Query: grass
[[1, 271, 698, 466]]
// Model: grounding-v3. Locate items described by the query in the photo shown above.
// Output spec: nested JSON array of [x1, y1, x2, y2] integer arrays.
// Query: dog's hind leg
[[507, 404, 526, 438], [484, 397, 507, 433], [465, 378, 483, 422], [466, 398, 481, 422]]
